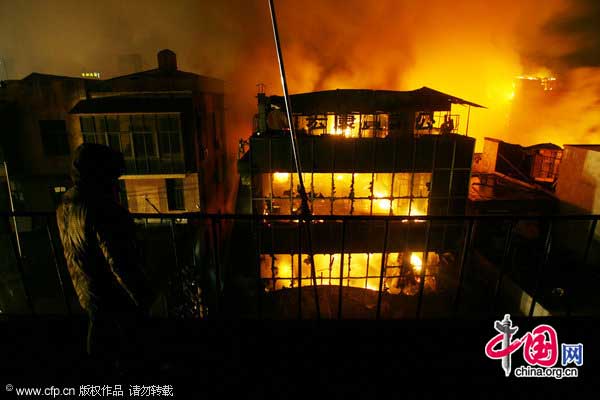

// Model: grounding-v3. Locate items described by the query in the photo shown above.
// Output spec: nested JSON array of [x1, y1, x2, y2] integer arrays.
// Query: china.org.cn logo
[[484, 314, 583, 379]]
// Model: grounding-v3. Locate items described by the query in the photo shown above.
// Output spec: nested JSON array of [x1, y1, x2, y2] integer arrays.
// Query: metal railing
[[1, 211, 599, 319]]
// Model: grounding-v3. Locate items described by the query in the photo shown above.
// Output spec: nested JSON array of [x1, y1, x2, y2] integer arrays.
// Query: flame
[[329, 126, 353, 137], [410, 253, 423, 273], [273, 172, 290, 183], [373, 190, 391, 213], [261, 251, 439, 294]]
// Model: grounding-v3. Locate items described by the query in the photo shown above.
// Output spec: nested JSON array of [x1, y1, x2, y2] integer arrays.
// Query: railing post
[[46, 216, 71, 315], [581, 219, 598, 267], [453, 219, 475, 316], [416, 218, 433, 319], [376, 220, 389, 320], [296, 220, 303, 319], [210, 215, 222, 317], [251, 215, 263, 318], [338, 219, 346, 320], [529, 220, 553, 317], [567, 219, 597, 317], [303, 219, 321, 320], [492, 220, 514, 314], [169, 218, 180, 271], [3, 214, 35, 315]]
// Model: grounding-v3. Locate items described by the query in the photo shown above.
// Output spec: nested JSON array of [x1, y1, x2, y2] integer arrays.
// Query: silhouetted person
[[440, 115, 454, 134], [56, 143, 153, 373]]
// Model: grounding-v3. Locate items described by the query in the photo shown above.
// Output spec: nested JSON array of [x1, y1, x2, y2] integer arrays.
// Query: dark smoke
[[1, 0, 599, 154]]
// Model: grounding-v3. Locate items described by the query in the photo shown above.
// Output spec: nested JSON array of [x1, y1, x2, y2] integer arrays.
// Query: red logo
[[485, 314, 558, 376]]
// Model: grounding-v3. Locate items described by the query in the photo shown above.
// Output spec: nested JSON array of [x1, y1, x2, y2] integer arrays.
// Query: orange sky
[[2, 0, 599, 152]]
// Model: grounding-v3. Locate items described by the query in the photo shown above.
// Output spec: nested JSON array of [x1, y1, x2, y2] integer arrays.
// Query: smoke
[[1, 0, 599, 154]]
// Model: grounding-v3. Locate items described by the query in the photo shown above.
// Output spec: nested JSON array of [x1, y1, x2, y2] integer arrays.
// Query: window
[[255, 172, 431, 216], [39, 120, 69, 156], [80, 116, 105, 145], [166, 178, 185, 210], [131, 115, 157, 158], [157, 115, 182, 157], [295, 113, 389, 138], [414, 111, 460, 135], [80, 113, 183, 173]]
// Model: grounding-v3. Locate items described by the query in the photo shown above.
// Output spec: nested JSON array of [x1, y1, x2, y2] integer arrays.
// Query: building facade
[[237, 88, 480, 301], [473, 137, 563, 190], [0, 49, 228, 215]]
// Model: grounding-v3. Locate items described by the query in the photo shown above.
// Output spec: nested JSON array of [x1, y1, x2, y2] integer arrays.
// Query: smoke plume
[[1, 0, 599, 155]]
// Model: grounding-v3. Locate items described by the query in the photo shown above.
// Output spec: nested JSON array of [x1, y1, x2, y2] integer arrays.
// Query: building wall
[[103, 70, 227, 213], [0, 57, 228, 213], [555, 146, 600, 265], [0, 76, 88, 211], [475, 138, 499, 174], [1, 76, 86, 176], [556, 146, 600, 218], [123, 174, 200, 214]]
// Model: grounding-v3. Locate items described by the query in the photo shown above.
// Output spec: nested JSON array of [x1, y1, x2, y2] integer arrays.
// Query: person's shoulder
[[60, 186, 79, 203], [92, 198, 133, 224], [57, 187, 87, 213]]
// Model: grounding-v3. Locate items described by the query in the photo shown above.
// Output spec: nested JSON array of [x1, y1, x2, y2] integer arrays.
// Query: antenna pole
[[268, 0, 320, 318]]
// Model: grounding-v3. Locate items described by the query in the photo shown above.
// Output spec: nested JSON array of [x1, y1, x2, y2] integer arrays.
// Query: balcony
[[1, 211, 599, 320]]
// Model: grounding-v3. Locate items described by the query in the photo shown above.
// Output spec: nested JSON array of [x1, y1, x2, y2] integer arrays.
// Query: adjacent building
[[554, 145, 600, 257], [0, 49, 228, 215], [473, 137, 563, 189], [469, 137, 561, 215]]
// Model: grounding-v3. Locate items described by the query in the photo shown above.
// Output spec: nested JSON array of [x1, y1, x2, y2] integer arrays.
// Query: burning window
[[414, 111, 460, 135], [295, 113, 389, 138], [254, 172, 430, 216], [260, 251, 439, 294]]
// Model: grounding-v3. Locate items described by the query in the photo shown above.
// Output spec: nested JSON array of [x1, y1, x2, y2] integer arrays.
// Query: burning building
[[236, 87, 483, 317]]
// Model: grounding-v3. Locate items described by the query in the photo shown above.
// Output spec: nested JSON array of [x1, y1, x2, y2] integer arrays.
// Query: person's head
[[70, 143, 125, 193]]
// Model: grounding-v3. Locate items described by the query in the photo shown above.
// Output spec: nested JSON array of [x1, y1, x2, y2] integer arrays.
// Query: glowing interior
[[260, 252, 439, 294], [256, 172, 431, 216], [294, 113, 389, 138]]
